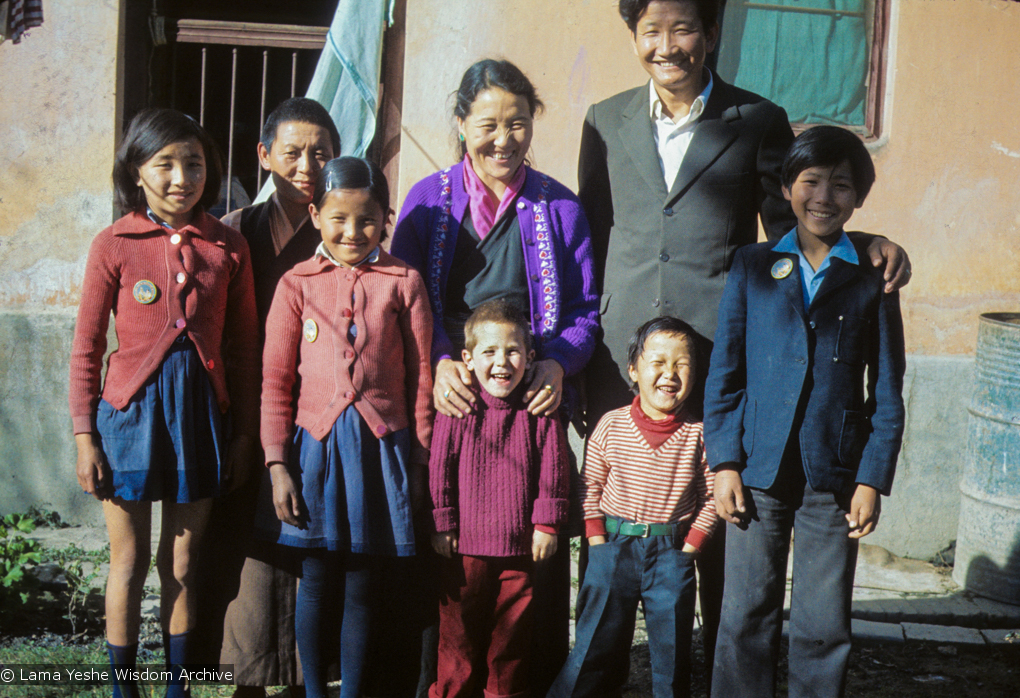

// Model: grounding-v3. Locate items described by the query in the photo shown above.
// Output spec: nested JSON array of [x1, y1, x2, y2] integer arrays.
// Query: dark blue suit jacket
[[704, 234, 906, 496]]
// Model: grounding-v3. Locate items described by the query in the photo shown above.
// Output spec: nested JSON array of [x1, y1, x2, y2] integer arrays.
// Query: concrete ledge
[[902, 623, 985, 645], [979, 628, 1020, 645], [852, 619, 905, 642]]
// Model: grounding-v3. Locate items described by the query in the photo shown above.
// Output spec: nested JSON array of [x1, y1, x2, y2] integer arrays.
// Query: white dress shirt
[[650, 71, 714, 191]]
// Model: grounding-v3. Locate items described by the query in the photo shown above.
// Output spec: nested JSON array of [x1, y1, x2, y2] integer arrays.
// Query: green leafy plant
[[0, 512, 43, 604], [43, 543, 110, 636]]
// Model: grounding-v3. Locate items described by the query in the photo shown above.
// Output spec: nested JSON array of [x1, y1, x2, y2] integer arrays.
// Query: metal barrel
[[953, 313, 1020, 604]]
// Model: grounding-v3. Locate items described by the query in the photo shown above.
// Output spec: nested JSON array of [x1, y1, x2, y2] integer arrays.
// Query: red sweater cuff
[[534, 524, 559, 535], [585, 518, 608, 538], [684, 527, 711, 552]]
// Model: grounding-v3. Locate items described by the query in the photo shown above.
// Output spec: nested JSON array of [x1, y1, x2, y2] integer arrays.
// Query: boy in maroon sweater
[[429, 299, 570, 698]]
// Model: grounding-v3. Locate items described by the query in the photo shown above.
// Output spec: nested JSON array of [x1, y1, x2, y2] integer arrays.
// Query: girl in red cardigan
[[68, 108, 260, 698], [256, 157, 433, 698]]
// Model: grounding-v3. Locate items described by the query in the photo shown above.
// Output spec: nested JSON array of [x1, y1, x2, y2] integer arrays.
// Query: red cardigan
[[69, 211, 260, 436], [260, 250, 434, 465]]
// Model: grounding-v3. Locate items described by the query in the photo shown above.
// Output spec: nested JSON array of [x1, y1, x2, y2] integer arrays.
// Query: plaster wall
[[0, 0, 121, 524]]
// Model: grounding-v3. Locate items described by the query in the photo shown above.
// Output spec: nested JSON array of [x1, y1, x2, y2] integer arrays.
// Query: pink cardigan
[[69, 211, 260, 436], [260, 250, 434, 465]]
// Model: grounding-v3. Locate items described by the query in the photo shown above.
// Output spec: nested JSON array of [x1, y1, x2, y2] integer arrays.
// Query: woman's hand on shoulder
[[268, 462, 304, 528], [75, 433, 110, 500], [524, 359, 565, 416], [434, 359, 476, 418]]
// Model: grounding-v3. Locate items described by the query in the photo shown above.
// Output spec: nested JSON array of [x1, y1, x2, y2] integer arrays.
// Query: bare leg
[[158, 498, 213, 634], [103, 499, 153, 646]]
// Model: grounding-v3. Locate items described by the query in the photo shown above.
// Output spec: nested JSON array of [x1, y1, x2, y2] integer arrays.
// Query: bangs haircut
[[781, 125, 876, 202], [463, 299, 532, 353], [618, 0, 720, 32], [260, 97, 341, 155], [627, 316, 699, 373], [313, 156, 391, 242], [113, 108, 223, 215]]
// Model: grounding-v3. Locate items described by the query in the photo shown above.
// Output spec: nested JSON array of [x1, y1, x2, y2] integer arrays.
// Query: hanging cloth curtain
[[3, 0, 44, 44], [716, 0, 869, 126], [255, 0, 395, 202]]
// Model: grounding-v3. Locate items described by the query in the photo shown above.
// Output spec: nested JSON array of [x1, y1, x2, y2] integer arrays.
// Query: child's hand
[[532, 530, 558, 562], [75, 433, 110, 499], [714, 466, 752, 528], [847, 484, 880, 538], [587, 535, 607, 547], [431, 532, 458, 558], [680, 543, 700, 556], [269, 463, 304, 527]]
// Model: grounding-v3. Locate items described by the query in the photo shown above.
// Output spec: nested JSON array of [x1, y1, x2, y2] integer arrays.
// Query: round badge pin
[[303, 318, 318, 343], [771, 258, 794, 280], [132, 280, 158, 304]]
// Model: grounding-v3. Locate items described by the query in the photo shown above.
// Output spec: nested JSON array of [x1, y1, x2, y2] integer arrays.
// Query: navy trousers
[[550, 531, 697, 698], [711, 473, 858, 698]]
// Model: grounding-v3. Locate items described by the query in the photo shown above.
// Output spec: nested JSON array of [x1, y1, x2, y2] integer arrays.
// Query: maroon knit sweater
[[430, 387, 570, 557]]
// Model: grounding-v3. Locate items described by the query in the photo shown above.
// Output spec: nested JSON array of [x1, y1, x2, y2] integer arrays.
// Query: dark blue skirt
[[255, 407, 416, 557], [95, 338, 228, 502]]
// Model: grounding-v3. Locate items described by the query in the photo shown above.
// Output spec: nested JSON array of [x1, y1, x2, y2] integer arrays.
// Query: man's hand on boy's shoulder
[[847, 484, 881, 538], [714, 465, 753, 529], [862, 236, 912, 293]]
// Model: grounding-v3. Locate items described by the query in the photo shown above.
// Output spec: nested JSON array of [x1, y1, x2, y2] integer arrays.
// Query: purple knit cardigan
[[390, 162, 599, 378], [430, 388, 570, 557]]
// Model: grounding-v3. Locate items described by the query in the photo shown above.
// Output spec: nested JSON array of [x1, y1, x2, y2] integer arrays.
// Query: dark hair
[[618, 0, 720, 32], [312, 157, 391, 241], [627, 316, 698, 373], [464, 299, 533, 353], [781, 125, 876, 202], [260, 97, 341, 155], [453, 59, 544, 159], [113, 108, 223, 214]]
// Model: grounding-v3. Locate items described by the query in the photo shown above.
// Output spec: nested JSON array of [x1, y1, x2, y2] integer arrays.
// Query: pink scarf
[[462, 155, 527, 239]]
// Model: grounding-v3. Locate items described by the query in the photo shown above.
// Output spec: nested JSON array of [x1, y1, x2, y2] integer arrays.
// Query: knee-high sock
[[164, 629, 191, 698], [107, 642, 141, 698]]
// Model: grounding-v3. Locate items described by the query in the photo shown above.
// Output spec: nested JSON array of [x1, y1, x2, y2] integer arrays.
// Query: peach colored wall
[[0, 0, 121, 310], [398, 0, 1020, 358]]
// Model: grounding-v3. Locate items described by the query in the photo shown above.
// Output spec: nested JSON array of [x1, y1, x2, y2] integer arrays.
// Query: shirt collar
[[774, 228, 859, 266], [648, 69, 714, 124], [315, 241, 381, 268]]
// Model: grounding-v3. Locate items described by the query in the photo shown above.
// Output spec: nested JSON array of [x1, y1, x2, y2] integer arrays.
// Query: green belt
[[605, 517, 674, 538]]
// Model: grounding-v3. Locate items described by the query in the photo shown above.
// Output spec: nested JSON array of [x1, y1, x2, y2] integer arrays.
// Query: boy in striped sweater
[[550, 316, 718, 698]]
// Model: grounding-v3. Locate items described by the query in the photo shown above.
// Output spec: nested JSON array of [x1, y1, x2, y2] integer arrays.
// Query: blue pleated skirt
[[255, 407, 416, 557], [95, 337, 228, 502]]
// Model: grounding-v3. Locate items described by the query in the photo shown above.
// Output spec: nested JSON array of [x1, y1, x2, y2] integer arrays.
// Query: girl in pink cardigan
[[69, 108, 260, 698], [256, 157, 433, 698]]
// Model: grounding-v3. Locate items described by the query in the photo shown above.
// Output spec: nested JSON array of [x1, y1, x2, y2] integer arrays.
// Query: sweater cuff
[[684, 527, 712, 553], [535, 524, 559, 535], [433, 507, 458, 532], [531, 498, 569, 527], [263, 444, 289, 467], [585, 518, 608, 538], [71, 414, 96, 435]]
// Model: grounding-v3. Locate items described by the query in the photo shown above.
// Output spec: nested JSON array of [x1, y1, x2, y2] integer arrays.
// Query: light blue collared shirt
[[773, 228, 859, 309]]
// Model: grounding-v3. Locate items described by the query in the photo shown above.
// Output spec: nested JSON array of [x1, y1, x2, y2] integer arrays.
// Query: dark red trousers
[[430, 554, 533, 698]]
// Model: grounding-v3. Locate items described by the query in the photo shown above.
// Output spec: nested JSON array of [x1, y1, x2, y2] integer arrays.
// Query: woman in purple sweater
[[390, 59, 599, 694]]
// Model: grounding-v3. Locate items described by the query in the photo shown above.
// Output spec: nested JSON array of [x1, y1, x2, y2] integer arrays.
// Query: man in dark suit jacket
[[577, 0, 910, 686]]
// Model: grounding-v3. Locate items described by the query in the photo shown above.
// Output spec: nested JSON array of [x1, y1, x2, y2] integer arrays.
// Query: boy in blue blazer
[[704, 126, 906, 698]]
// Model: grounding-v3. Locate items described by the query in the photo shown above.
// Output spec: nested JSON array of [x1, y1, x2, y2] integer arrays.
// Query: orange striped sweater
[[581, 404, 719, 551]]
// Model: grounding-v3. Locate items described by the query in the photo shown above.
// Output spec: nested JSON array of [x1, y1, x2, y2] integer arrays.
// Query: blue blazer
[[704, 235, 906, 496]]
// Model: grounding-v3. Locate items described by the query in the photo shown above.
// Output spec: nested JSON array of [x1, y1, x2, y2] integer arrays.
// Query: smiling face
[[782, 159, 862, 246], [462, 321, 534, 399], [628, 330, 696, 420], [134, 138, 207, 229], [632, 0, 718, 109], [259, 121, 335, 218], [310, 188, 386, 267], [457, 87, 534, 195]]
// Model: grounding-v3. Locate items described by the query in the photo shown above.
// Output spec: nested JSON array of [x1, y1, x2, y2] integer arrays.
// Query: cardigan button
[[375, 425, 387, 436], [176, 272, 187, 283], [525, 238, 534, 245], [345, 390, 356, 400], [531, 274, 539, 282], [175, 319, 186, 329], [517, 201, 526, 209], [206, 359, 215, 369], [345, 349, 355, 359], [342, 308, 352, 318], [534, 313, 541, 321]]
